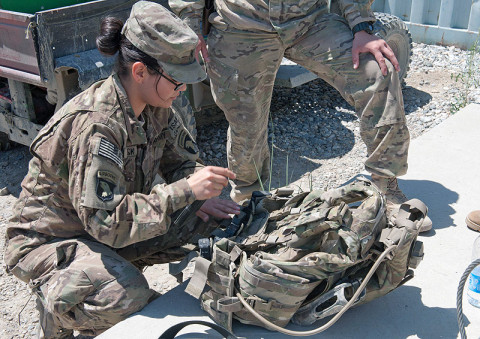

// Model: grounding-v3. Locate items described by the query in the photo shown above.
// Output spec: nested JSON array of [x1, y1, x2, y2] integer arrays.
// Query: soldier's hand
[[195, 34, 210, 63], [187, 166, 236, 200], [196, 198, 241, 222], [352, 31, 400, 76]]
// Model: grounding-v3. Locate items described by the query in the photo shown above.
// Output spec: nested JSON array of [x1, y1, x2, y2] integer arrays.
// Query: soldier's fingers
[[207, 173, 229, 187], [214, 199, 241, 214], [197, 167, 229, 187], [373, 51, 388, 76], [201, 204, 230, 219], [208, 166, 236, 180], [195, 35, 209, 63], [195, 210, 210, 222], [381, 44, 400, 72], [201, 43, 210, 62], [352, 48, 360, 69]]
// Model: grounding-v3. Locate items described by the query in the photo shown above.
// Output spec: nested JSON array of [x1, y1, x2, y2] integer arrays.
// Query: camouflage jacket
[[5, 74, 202, 267], [170, 0, 375, 41]]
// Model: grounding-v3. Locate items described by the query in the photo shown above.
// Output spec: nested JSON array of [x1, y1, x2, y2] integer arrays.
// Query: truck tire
[[373, 12, 413, 86]]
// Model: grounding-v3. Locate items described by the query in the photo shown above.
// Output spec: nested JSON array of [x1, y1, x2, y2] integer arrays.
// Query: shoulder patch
[[96, 170, 117, 202], [98, 138, 123, 168], [177, 130, 198, 155]]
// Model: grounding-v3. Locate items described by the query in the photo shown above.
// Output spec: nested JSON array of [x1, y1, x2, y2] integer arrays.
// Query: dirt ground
[[0, 67, 460, 338]]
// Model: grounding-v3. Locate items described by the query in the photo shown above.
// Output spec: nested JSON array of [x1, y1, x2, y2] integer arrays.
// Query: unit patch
[[96, 170, 117, 202], [98, 138, 123, 168], [178, 130, 197, 154]]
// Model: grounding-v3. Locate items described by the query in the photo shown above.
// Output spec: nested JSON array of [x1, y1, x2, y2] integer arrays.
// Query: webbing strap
[[158, 320, 237, 339], [380, 198, 427, 246], [185, 257, 211, 299], [229, 245, 242, 263], [217, 296, 243, 312], [246, 297, 300, 313], [396, 198, 427, 230], [168, 251, 198, 277], [241, 263, 314, 296], [216, 249, 233, 269]]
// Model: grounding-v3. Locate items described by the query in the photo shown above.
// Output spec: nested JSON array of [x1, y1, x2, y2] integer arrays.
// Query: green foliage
[[253, 159, 265, 192], [254, 114, 291, 193], [450, 32, 480, 113]]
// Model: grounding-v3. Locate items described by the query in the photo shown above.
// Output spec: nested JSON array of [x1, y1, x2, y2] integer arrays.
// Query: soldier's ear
[[131, 62, 147, 84]]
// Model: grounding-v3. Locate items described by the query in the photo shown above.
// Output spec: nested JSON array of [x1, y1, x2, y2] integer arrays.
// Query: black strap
[[158, 320, 237, 339], [172, 200, 205, 228]]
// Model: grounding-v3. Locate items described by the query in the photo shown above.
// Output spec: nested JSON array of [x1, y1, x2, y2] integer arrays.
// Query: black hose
[[457, 258, 480, 339]]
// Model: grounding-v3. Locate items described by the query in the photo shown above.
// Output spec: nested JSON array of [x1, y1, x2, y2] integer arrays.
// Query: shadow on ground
[[402, 85, 434, 115], [285, 285, 460, 339]]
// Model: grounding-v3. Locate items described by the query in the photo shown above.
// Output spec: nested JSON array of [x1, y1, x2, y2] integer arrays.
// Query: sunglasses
[[151, 67, 184, 91]]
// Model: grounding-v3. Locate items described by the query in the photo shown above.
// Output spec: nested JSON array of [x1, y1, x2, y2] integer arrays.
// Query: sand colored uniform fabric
[[4, 75, 208, 334], [170, 0, 410, 202]]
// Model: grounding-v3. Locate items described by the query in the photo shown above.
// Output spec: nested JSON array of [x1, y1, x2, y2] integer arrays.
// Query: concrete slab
[[274, 58, 318, 88], [98, 104, 480, 339]]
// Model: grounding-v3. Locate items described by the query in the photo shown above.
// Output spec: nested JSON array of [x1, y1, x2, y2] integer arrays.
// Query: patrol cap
[[121, 1, 206, 84]]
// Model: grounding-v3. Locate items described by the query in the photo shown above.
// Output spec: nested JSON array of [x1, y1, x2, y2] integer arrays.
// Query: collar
[[112, 73, 147, 146]]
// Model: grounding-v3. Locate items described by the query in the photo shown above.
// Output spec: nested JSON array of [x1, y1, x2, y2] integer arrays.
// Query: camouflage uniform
[[4, 2, 210, 336], [3, 74, 213, 335], [170, 0, 410, 202]]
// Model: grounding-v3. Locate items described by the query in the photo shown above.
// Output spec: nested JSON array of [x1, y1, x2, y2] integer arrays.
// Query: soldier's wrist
[[352, 21, 375, 35]]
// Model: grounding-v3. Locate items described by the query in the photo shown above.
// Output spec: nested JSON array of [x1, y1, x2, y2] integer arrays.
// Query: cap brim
[[158, 60, 207, 84]]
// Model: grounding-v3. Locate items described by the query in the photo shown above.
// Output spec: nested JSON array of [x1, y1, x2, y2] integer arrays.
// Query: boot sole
[[466, 216, 480, 232]]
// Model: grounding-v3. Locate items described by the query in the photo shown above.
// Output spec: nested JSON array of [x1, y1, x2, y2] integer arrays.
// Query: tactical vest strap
[[185, 256, 211, 299], [217, 296, 243, 312]]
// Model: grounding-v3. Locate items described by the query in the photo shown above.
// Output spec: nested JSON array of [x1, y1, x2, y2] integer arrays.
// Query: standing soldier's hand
[[187, 166, 236, 200], [352, 31, 400, 76], [195, 34, 210, 63]]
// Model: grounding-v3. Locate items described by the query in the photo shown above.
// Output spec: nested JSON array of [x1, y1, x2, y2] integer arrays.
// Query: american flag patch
[[98, 138, 123, 168]]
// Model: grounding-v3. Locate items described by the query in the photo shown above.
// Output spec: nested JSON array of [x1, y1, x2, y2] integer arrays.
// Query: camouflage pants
[[9, 210, 216, 336], [207, 13, 410, 202]]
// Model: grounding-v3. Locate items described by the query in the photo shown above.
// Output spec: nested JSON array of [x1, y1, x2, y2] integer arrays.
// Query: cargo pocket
[[207, 58, 238, 93]]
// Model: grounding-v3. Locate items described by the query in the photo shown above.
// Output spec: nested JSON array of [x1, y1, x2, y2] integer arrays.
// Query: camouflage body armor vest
[[185, 178, 426, 333]]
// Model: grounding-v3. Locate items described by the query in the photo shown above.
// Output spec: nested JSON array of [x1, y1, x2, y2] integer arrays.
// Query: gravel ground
[[0, 42, 479, 338]]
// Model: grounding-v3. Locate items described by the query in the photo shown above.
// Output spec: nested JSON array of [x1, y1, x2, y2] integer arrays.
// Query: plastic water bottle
[[467, 235, 480, 308]]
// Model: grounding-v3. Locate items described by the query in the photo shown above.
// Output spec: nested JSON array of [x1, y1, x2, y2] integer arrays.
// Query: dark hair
[[96, 17, 160, 77]]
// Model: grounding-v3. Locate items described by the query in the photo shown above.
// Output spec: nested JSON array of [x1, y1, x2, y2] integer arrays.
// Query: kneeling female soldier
[[4, 1, 239, 337]]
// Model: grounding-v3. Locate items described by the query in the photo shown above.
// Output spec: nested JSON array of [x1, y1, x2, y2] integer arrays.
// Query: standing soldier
[[170, 0, 432, 231], [3, 2, 239, 337]]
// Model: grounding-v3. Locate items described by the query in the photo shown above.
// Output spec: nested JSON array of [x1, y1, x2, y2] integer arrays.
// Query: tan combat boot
[[36, 298, 74, 339], [371, 174, 432, 232], [466, 210, 480, 232]]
